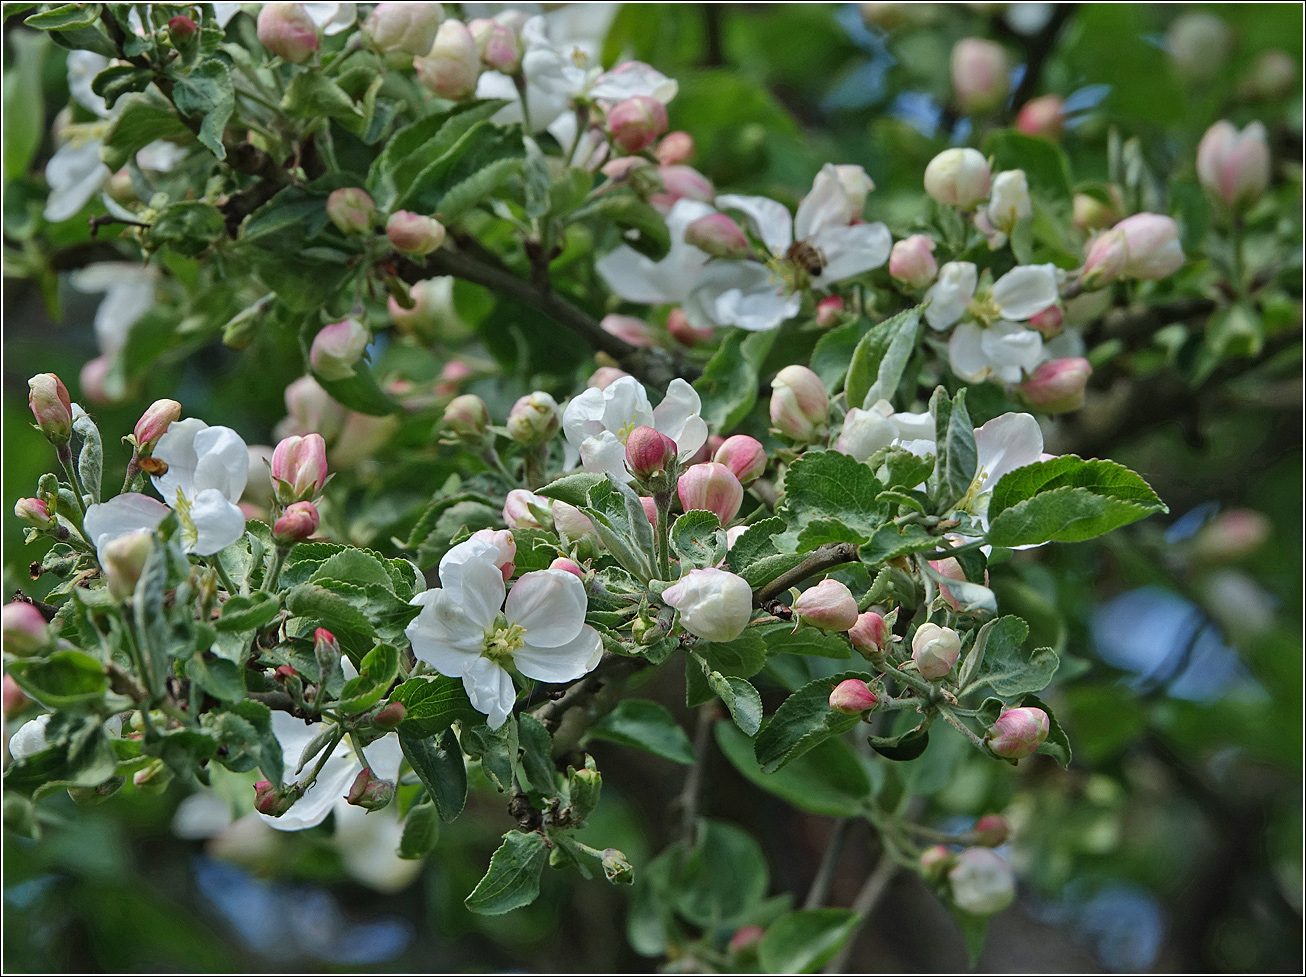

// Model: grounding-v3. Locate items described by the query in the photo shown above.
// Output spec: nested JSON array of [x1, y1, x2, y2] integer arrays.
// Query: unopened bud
[[273, 500, 320, 544], [639, 496, 658, 524], [919, 844, 952, 881], [102, 529, 154, 600], [314, 627, 340, 677], [470, 528, 516, 580], [326, 187, 376, 235], [951, 38, 1009, 115], [948, 847, 1015, 915], [1016, 94, 1064, 141], [971, 813, 1009, 847], [986, 169, 1031, 235], [132, 399, 181, 455], [3, 675, 29, 720], [568, 754, 601, 822], [816, 296, 846, 326], [985, 706, 1050, 759], [626, 426, 679, 481], [666, 307, 712, 347], [607, 95, 668, 154], [503, 489, 551, 530], [729, 925, 766, 956], [364, 2, 444, 56], [684, 213, 751, 258], [677, 463, 744, 525], [1072, 189, 1124, 232], [1190, 508, 1271, 563], [506, 391, 561, 446], [416, 20, 480, 99], [650, 165, 715, 210], [912, 622, 961, 679], [2, 602, 49, 657], [656, 131, 694, 166], [549, 557, 584, 578], [1242, 49, 1297, 101], [386, 211, 446, 256], [769, 365, 828, 442], [713, 435, 766, 485], [1167, 12, 1232, 85], [924, 148, 991, 209], [601, 314, 656, 347], [552, 501, 596, 547], [373, 700, 408, 729], [132, 758, 172, 795], [1116, 213, 1185, 281], [1197, 121, 1271, 211], [469, 18, 520, 73], [662, 567, 754, 643], [1026, 304, 1063, 339], [829, 677, 879, 714], [795, 579, 859, 631], [600, 847, 633, 884], [1018, 357, 1091, 413], [1081, 229, 1129, 287], [889, 234, 939, 288], [347, 766, 396, 811], [14, 498, 54, 532], [253, 780, 297, 817], [849, 610, 889, 657], [271, 433, 328, 503], [310, 319, 370, 381], [28, 374, 73, 445], [443, 393, 490, 439], [257, 2, 320, 64], [588, 366, 630, 390]]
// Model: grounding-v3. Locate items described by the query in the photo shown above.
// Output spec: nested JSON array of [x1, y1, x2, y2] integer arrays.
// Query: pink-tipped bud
[[102, 529, 153, 600], [677, 463, 744, 525], [626, 426, 679, 481], [729, 925, 765, 956], [889, 234, 939, 288], [2, 602, 49, 657], [829, 678, 879, 715], [503, 489, 551, 531], [713, 435, 766, 485], [284, 375, 346, 441], [1081, 229, 1129, 287], [28, 373, 73, 445], [951, 38, 1009, 115], [684, 213, 751, 258], [650, 165, 715, 211], [310, 319, 370, 381], [314, 627, 340, 674], [985, 706, 1050, 759], [849, 610, 889, 657], [1197, 121, 1271, 211], [257, 3, 319, 64], [656, 131, 694, 166], [816, 296, 846, 327], [1026, 304, 1064, 339], [923, 148, 991, 209], [79, 356, 113, 406], [3, 674, 29, 720], [919, 844, 952, 881], [667, 307, 712, 347], [469, 18, 521, 73], [1016, 94, 1065, 141], [601, 314, 657, 347], [1116, 213, 1185, 281], [639, 496, 658, 524], [470, 528, 516, 580], [14, 498, 54, 532], [346, 766, 396, 811], [794, 578, 860, 631], [271, 433, 329, 503], [416, 19, 481, 99], [1191, 508, 1271, 563], [769, 365, 828, 442], [607, 95, 669, 154], [253, 780, 297, 817], [911, 622, 961, 679], [168, 14, 198, 42], [443, 393, 490, 439], [326, 187, 376, 236], [971, 814, 1009, 847], [386, 210, 446, 256], [364, 2, 444, 56], [133, 399, 181, 454], [1018, 357, 1091, 413], [549, 556, 584, 578], [273, 501, 320, 544], [1167, 12, 1232, 85], [373, 701, 408, 729], [506, 391, 561, 446], [948, 848, 1015, 915], [552, 501, 596, 546], [435, 360, 473, 398], [588, 366, 630, 389]]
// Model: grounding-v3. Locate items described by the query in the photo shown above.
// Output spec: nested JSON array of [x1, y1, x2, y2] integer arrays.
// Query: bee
[[764, 598, 794, 621], [138, 456, 169, 477], [786, 239, 826, 277]]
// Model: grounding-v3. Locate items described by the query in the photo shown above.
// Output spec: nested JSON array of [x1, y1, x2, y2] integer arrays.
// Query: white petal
[[171, 791, 234, 840], [811, 222, 892, 286], [262, 712, 358, 831], [83, 493, 169, 556], [152, 417, 208, 503], [66, 51, 111, 117], [948, 322, 993, 382], [513, 625, 602, 684], [332, 804, 422, 893], [687, 261, 799, 332], [505, 569, 587, 648], [185, 489, 246, 555], [191, 425, 250, 502], [924, 262, 977, 331], [653, 378, 707, 457], [974, 413, 1045, 487], [362, 732, 404, 781], [137, 140, 188, 173], [579, 431, 631, 482], [562, 385, 610, 450], [435, 540, 505, 630], [72, 264, 157, 357], [891, 408, 937, 443], [979, 321, 1045, 384], [590, 61, 678, 103], [600, 375, 654, 433], [43, 141, 110, 223], [794, 164, 857, 241], [8, 713, 51, 762], [303, 2, 356, 34], [406, 590, 486, 676], [461, 657, 516, 730], [715, 194, 793, 256], [992, 264, 1059, 321]]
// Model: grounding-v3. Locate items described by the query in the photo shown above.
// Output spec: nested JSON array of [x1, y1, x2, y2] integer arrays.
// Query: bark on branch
[[752, 542, 862, 606]]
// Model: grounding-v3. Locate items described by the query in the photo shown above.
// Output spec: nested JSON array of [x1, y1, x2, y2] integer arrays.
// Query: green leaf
[[464, 830, 549, 915], [982, 129, 1073, 199], [214, 592, 282, 632], [756, 622, 851, 659], [390, 676, 481, 737], [869, 722, 930, 761], [717, 721, 871, 818], [309, 549, 396, 591], [462, 718, 518, 793], [1023, 693, 1071, 767], [399, 801, 439, 859], [670, 819, 770, 927], [72, 407, 102, 503], [962, 615, 1059, 696], [582, 475, 657, 582], [845, 307, 921, 409], [517, 713, 556, 798], [281, 69, 361, 121], [8, 650, 107, 711], [753, 670, 872, 772], [170, 59, 233, 159], [101, 86, 193, 171], [951, 908, 993, 968], [336, 643, 401, 713], [694, 329, 777, 432], [759, 909, 859, 974], [312, 360, 402, 417], [285, 581, 375, 638], [438, 155, 524, 220], [698, 629, 768, 678], [367, 100, 507, 210], [702, 663, 762, 736], [671, 509, 726, 570], [185, 654, 246, 703], [576, 192, 671, 259], [145, 201, 225, 257], [536, 471, 606, 508], [861, 522, 936, 564], [930, 386, 976, 512], [809, 317, 872, 392], [401, 120, 524, 215], [775, 449, 887, 550], [399, 727, 467, 822], [868, 445, 935, 493], [585, 699, 696, 765], [3, 30, 48, 182], [26, 4, 101, 30], [92, 62, 154, 109]]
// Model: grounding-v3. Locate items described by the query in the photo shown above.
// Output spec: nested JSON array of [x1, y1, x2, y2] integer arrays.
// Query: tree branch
[[823, 851, 899, 974], [998, 4, 1078, 112], [751, 542, 861, 606], [804, 818, 852, 909]]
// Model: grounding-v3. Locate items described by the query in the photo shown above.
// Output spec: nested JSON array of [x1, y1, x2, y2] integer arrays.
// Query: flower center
[[173, 488, 199, 550], [766, 255, 807, 293], [483, 621, 527, 661], [966, 294, 1002, 328], [615, 418, 640, 444]]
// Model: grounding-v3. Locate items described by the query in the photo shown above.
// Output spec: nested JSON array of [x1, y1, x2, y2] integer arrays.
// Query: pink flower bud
[[1072, 189, 1124, 232], [506, 391, 560, 445], [601, 314, 657, 347], [912, 622, 961, 679], [386, 210, 446, 256], [1081, 229, 1129, 287], [729, 925, 766, 956], [346, 766, 396, 811], [3, 674, 29, 720], [435, 360, 473, 398], [923, 148, 991, 208], [919, 844, 952, 881], [849, 610, 889, 657], [314, 627, 340, 671], [416, 19, 481, 99], [829, 678, 879, 714], [271, 433, 329, 504], [607, 95, 669, 154], [470, 528, 516, 580], [794, 579, 859, 631], [443, 394, 490, 439], [656, 131, 694, 166], [985, 705, 1050, 759], [14, 497, 54, 531], [1115, 213, 1185, 281], [1197, 120, 1271, 210], [283, 375, 346, 441], [1016, 94, 1064, 141], [257, 3, 319, 64], [549, 556, 584, 578], [2, 602, 49, 657], [971, 814, 1009, 847], [310, 319, 370, 381], [713, 435, 766, 485], [168, 14, 198, 42], [28, 373, 72, 445], [769, 365, 828, 442], [951, 38, 1010, 114], [1191, 509, 1271, 563], [373, 700, 408, 729], [626, 426, 680, 481], [684, 213, 751, 258], [273, 500, 320, 544], [948, 848, 1015, 915], [816, 296, 845, 327], [503, 489, 551, 530], [102, 529, 154, 600], [588, 366, 630, 390], [364, 2, 445, 56], [650, 165, 715, 211], [1026, 304, 1064, 339], [326, 187, 376, 235], [133, 399, 181, 453], [553, 501, 596, 546], [1018, 357, 1091, 413], [677, 463, 744, 525], [253, 780, 296, 817], [666, 307, 712, 347], [662, 567, 754, 643], [889, 234, 939, 288], [469, 19, 521, 73], [79, 356, 113, 406], [639, 496, 658, 524]]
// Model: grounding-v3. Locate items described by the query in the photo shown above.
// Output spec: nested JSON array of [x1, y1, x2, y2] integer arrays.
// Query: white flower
[[70, 263, 158, 359], [924, 262, 979, 331], [302, 2, 357, 34], [685, 165, 891, 332], [83, 418, 249, 557], [562, 375, 708, 482], [837, 399, 935, 462], [406, 538, 603, 729], [8, 713, 52, 762], [949, 319, 1046, 384], [597, 198, 715, 305], [986, 169, 1032, 236], [661, 567, 753, 643]]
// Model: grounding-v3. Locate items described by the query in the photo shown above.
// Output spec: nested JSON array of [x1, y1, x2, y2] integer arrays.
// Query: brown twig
[[751, 542, 861, 606], [823, 851, 899, 974]]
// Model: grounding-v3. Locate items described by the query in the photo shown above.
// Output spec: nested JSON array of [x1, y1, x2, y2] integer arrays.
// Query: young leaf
[[464, 830, 549, 915], [390, 676, 481, 737], [758, 909, 860, 974], [845, 306, 921, 410], [399, 727, 468, 822], [930, 386, 977, 512], [585, 699, 696, 765], [336, 643, 401, 713], [753, 670, 874, 772], [717, 721, 872, 818]]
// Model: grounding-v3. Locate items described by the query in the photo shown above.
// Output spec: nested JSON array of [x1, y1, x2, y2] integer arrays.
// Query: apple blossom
[[794, 579, 859, 631], [677, 463, 744, 525], [837, 400, 935, 461], [272, 500, 320, 543], [416, 20, 481, 99], [770, 365, 829, 442], [951, 38, 1009, 114], [347, 766, 396, 811], [443, 394, 490, 439], [626, 427, 680, 481], [816, 296, 846, 326], [661, 567, 754, 643], [271, 433, 328, 503], [849, 610, 890, 657], [1167, 11, 1232, 84], [506, 392, 561, 446], [362, 2, 444, 56], [607, 96, 669, 154], [310, 319, 370, 380], [986, 170, 1032, 235], [28, 373, 73, 445], [912, 622, 962, 679], [829, 678, 879, 714], [986, 705, 1050, 759], [889, 234, 939, 289], [562, 375, 708, 482], [657, 131, 695, 165], [257, 3, 320, 63], [326, 187, 376, 235], [386, 211, 446, 256], [101, 528, 153, 599], [667, 307, 713, 347], [924, 148, 991, 208], [1115, 213, 1186, 280], [1197, 121, 1271, 210], [133, 399, 181, 454], [470, 19, 522, 73], [602, 314, 657, 347], [14, 497, 54, 532], [1018, 357, 1092, 413], [972, 814, 1010, 847], [598, 198, 715, 305], [949, 848, 1016, 915], [684, 213, 751, 259]]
